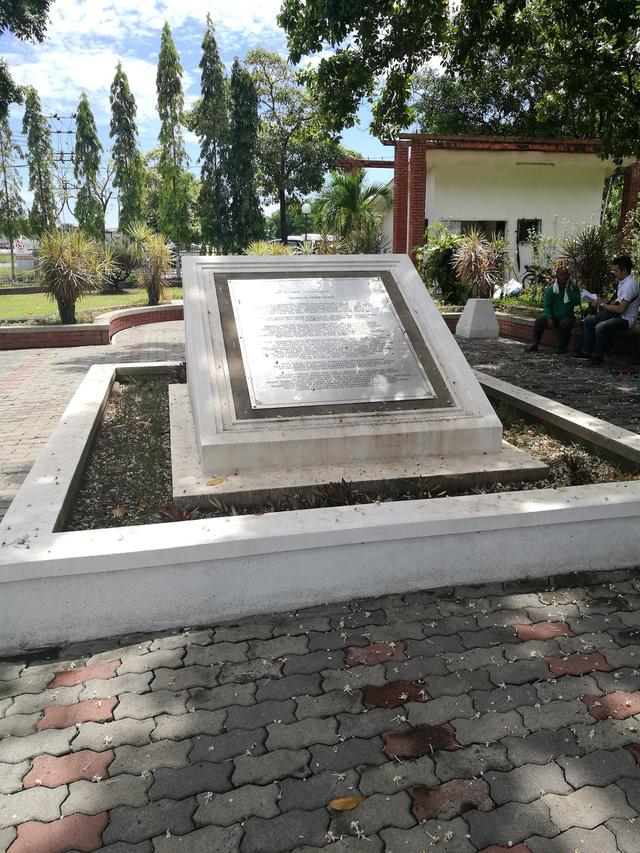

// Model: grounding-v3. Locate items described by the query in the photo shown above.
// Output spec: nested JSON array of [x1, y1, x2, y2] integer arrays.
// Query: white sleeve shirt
[[617, 275, 640, 326]]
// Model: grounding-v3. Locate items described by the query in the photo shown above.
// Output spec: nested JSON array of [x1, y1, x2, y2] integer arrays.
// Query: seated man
[[573, 255, 640, 365], [526, 264, 581, 353]]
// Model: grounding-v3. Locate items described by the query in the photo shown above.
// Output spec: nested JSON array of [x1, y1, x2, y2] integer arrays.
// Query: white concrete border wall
[[1, 362, 640, 653]]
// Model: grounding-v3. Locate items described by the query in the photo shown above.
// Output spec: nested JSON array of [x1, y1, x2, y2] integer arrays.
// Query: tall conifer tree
[[156, 22, 191, 249], [110, 62, 143, 232], [74, 92, 104, 241], [22, 86, 56, 236], [0, 117, 27, 278], [196, 15, 229, 253], [227, 59, 262, 252]]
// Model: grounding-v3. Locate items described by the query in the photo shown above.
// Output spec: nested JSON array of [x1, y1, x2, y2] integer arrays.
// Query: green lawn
[[0, 287, 183, 322]]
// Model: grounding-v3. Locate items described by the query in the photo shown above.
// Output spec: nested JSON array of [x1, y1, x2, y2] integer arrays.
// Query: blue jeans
[[581, 314, 628, 357]]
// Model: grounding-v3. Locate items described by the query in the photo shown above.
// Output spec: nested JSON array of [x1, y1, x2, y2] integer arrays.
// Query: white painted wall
[[383, 149, 620, 278]]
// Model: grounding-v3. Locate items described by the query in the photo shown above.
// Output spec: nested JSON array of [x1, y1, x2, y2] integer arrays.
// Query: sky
[[1, 0, 393, 229]]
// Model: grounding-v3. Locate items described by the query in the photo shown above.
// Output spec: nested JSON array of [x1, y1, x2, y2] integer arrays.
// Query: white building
[[370, 134, 637, 277]]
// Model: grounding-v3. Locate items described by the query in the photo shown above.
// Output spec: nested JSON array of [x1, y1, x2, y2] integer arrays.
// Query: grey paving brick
[[519, 697, 594, 731], [557, 632, 618, 655], [406, 694, 474, 727], [187, 682, 255, 712], [278, 769, 360, 812], [103, 798, 197, 845], [152, 824, 242, 853], [213, 622, 273, 643], [149, 760, 233, 800], [423, 670, 494, 697], [386, 601, 441, 622], [183, 642, 248, 667], [0, 761, 28, 794], [152, 710, 225, 741], [489, 592, 543, 609], [434, 743, 511, 783], [331, 608, 387, 630], [226, 699, 296, 731], [241, 808, 329, 853], [0, 713, 39, 737], [0, 670, 55, 700], [458, 626, 516, 649], [617, 776, 640, 811], [0, 784, 68, 829], [7, 685, 83, 715], [80, 672, 153, 700], [529, 604, 580, 622], [558, 748, 639, 788], [248, 635, 309, 660], [0, 698, 12, 717], [381, 818, 476, 852], [437, 596, 492, 616], [330, 790, 414, 837], [535, 674, 600, 703], [255, 673, 321, 701], [114, 691, 189, 720], [476, 608, 533, 628], [322, 664, 387, 693], [367, 621, 427, 643], [453, 710, 528, 745], [528, 824, 619, 853], [193, 783, 279, 827], [406, 635, 466, 657], [110, 740, 192, 775], [218, 659, 282, 685], [307, 630, 369, 652], [151, 666, 219, 692], [544, 784, 634, 830], [337, 708, 410, 740], [473, 683, 538, 713], [62, 774, 152, 815], [0, 727, 76, 763], [89, 641, 151, 663], [233, 747, 310, 785], [445, 646, 507, 672], [309, 737, 386, 773], [0, 828, 16, 853], [593, 668, 640, 694], [266, 717, 337, 750], [486, 761, 571, 804], [190, 728, 267, 763], [283, 649, 345, 675], [271, 616, 331, 636], [573, 719, 640, 753], [360, 754, 438, 794], [117, 649, 185, 675], [385, 655, 449, 681], [74, 719, 155, 752], [293, 838, 383, 853], [296, 689, 363, 720], [0, 663, 24, 681], [503, 639, 562, 661], [149, 629, 213, 651], [467, 799, 557, 848], [423, 615, 476, 635], [607, 817, 640, 853], [504, 728, 581, 767], [601, 645, 640, 668], [487, 659, 550, 686]]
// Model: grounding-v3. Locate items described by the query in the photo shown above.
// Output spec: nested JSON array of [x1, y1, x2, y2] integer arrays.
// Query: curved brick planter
[[0, 302, 183, 350]]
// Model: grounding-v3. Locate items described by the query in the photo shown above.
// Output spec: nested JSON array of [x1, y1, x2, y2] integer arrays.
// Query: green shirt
[[542, 281, 581, 319]]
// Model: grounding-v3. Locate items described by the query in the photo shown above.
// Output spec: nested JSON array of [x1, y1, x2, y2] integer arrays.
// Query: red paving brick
[[626, 743, 640, 764], [36, 696, 118, 730], [383, 723, 460, 759], [48, 660, 120, 688], [346, 641, 408, 667], [9, 812, 108, 853], [410, 778, 492, 822], [514, 622, 574, 641], [583, 691, 640, 720], [363, 680, 430, 709], [544, 651, 613, 676], [22, 750, 115, 788], [479, 846, 532, 853]]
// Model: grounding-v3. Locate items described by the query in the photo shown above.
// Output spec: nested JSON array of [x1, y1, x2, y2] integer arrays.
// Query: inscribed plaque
[[228, 276, 435, 409]]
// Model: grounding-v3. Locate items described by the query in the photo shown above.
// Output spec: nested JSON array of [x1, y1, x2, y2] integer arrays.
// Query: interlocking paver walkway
[[1, 325, 640, 850]]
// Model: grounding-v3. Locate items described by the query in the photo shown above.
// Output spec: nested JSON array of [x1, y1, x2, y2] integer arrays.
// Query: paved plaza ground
[[1, 324, 640, 852]]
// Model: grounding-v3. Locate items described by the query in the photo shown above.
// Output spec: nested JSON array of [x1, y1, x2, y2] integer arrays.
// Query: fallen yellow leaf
[[113, 505, 126, 518], [328, 796, 364, 811], [207, 476, 226, 486]]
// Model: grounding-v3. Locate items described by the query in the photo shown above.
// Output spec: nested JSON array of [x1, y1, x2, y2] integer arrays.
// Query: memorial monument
[[171, 255, 544, 501]]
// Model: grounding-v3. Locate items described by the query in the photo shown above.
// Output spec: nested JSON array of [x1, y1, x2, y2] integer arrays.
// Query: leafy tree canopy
[[0, 0, 52, 117], [279, 0, 640, 158], [22, 85, 57, 234], [110, 62, 144, 231]]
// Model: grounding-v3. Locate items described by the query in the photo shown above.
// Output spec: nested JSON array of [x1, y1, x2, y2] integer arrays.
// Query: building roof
[[383, 133, 602, 155]]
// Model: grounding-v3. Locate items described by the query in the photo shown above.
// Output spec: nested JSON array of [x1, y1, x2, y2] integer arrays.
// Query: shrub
[[39, 230, 115, 324], [127, 222, 174, 306], [453, 228, 506, 299], [559, 224, 616, 296], [415, 224, 463, 304], [103, 241, 138, 290], [244, 240, 296, 255]]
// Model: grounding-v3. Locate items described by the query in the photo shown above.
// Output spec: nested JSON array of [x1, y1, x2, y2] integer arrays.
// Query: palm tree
[[316, 169, 392, 253]]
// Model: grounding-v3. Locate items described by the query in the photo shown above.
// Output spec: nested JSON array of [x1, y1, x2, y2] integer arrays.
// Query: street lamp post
[[301, 202, 311, 243]]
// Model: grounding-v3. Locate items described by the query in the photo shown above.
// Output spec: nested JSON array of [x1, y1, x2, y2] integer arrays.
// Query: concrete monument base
[[456, 298, 500, 339]]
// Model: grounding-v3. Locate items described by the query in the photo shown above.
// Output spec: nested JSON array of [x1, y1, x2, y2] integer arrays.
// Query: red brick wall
[[407, 142, 427, 264], [392, 142, 410, 254]]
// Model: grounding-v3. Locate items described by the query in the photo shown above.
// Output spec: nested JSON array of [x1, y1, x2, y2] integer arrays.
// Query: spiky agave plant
[[138, 233, 174, 306], [244, 240, 296, 255], [453, 228, 496, 299], [39, 230, 115, 324]]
